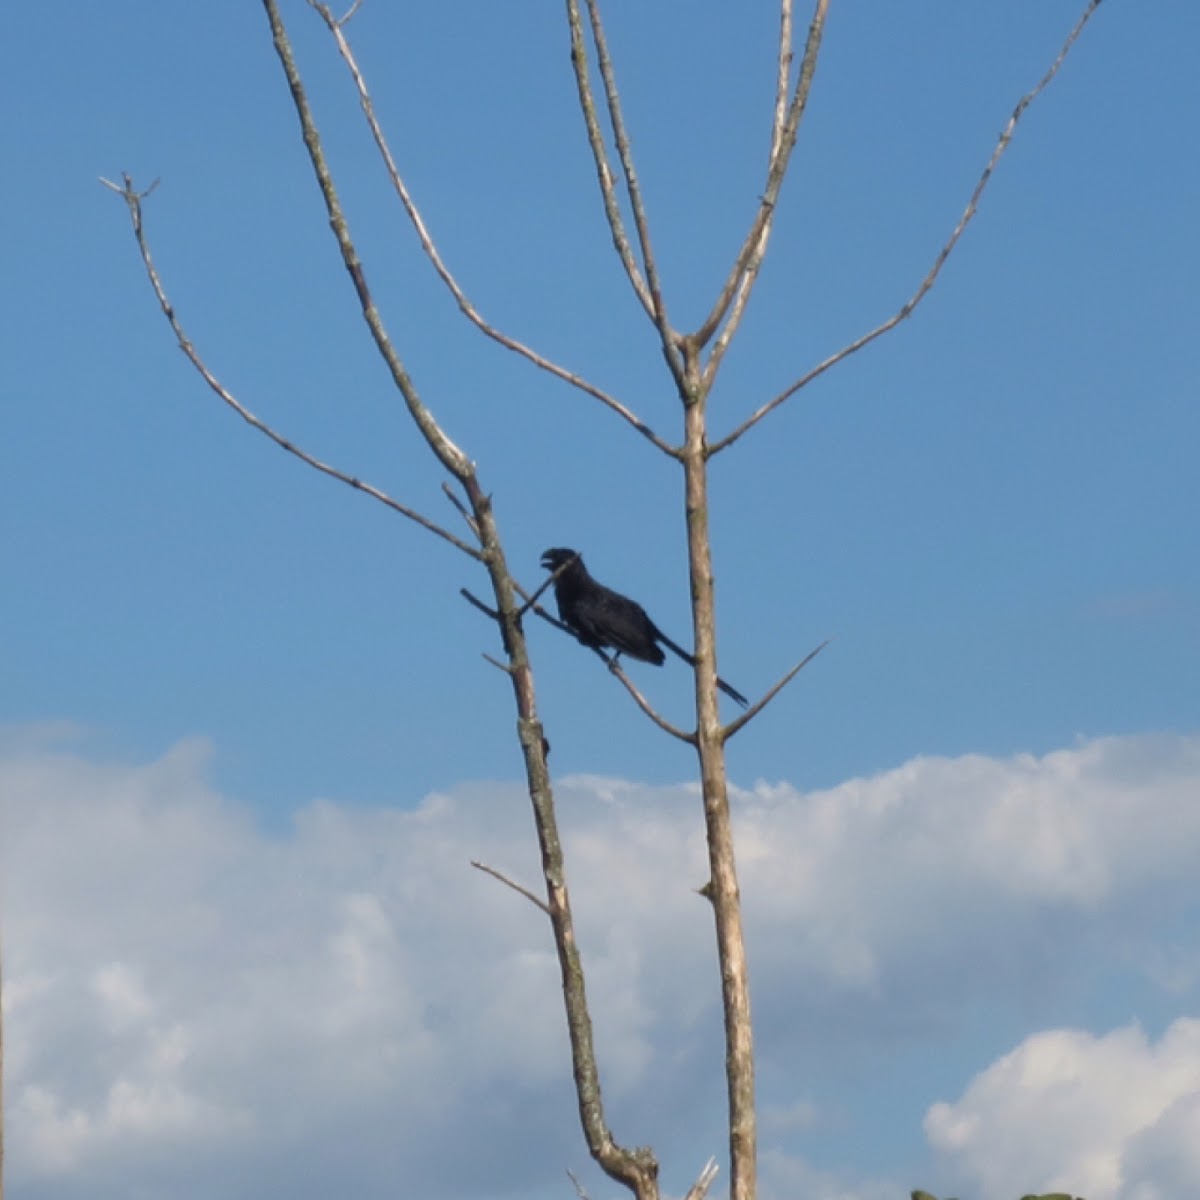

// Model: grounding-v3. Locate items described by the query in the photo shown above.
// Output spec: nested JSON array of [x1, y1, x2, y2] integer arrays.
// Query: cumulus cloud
[[735, 733, 1200, 1056], [1, 727, 1199, 1199], [926, 1019, 1200, 1200]]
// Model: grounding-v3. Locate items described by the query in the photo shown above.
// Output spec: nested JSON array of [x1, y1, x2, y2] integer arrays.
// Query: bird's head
[[540, 547, 581, 575]]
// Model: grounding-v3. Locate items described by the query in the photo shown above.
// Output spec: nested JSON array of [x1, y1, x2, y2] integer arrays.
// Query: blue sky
[[3, 3, 1199, 1199]]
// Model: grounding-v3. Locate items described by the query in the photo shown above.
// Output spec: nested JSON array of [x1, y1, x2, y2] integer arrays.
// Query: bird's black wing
[[568, 582, 666, 665]]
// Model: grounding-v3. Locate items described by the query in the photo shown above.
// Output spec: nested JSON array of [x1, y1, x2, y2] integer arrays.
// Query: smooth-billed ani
[[540, 548, 748, 707]]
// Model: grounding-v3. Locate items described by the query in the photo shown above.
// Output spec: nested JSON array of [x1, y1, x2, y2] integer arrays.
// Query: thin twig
[[460, 588, 500, 620], [482, 653, 515, 675], [563, 0, 655, 319], [695, 0, 829, 386], [722, 640, 828, 741], [470, 860, 552, 917], [99, 174, 482, 561], [566, 1168, 593, 1200], [516, 551, 578, 620], [441, 481, 480, 537], [582, 0, 685, 388], [523, 594, 582, 642], [307, 1, 676, 457], [602, 654, 695, 743], [710, 0, 1104, 455], [683, 1157, 721, 1200]]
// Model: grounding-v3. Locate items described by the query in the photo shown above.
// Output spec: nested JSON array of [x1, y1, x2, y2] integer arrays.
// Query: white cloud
[[761, 1097, 820, 1132], [1, 727, 1199, 1199], [92, 962, 154, 1031], [758, 1148, 902, 1200], [926, 1019, 1200, 1200]]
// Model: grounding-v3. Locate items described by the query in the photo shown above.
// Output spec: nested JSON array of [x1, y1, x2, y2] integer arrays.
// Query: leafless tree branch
[[461, 588, 501, 621], [260, 7, 660, 1193], [471, 860, 552, 917], [306, 1, 676, 457], [566, 1167, 593, 1200], [98, 174, 483, 561], [678, 390, 757, 1200], [603, 656, 696, 744], [691, 0, 829, 377], [516, 555, 577, 621], [682, 1157, 720, 1200], [710, 0, 1104, 455], [722, 640, 829, 741], [580, 0, 685, 388], [564, 0, 655, 320], [263, 2, 482, 487], [441, 481, 481, 537], [333, 0, 363, 27], [770, 2, 795, 160]]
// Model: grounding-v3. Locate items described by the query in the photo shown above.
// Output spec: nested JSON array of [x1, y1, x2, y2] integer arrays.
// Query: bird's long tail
[[654, 630, 749, 708]]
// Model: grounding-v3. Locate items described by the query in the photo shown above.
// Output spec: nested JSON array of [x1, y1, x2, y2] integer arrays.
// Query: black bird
[[540, 548, 748, 707]]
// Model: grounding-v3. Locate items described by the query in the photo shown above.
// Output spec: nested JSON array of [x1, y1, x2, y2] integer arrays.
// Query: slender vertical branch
[[564, 0, 655, 319], [581, 0, 685, 388], [679, 353, 756, 1200], [262, 0, 469, 484], [464, 486, 660, 1200], [770, 0, 795, 161]]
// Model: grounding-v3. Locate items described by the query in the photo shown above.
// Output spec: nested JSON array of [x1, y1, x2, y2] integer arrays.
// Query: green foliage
[[912, 1192, 1083, 1200]]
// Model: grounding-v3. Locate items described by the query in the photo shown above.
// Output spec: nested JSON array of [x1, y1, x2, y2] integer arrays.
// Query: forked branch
[[683, 1157, 721, 1200], [581, 0, 683, 386], [692, 0, 829, 383], [710, 0, 1104, 455], [305, 0, 676, 457], [566, 0, 686, 392], [564, 0, 654, 321]]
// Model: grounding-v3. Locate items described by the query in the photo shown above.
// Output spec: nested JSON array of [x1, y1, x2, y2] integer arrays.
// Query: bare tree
[[103, 2, 1103, 1198]]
